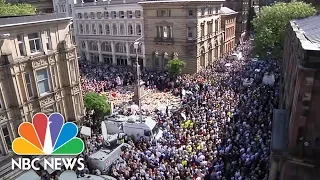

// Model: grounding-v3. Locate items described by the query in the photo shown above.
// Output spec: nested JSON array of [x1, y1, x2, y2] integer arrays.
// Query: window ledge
[[39, 92, 52, 98]]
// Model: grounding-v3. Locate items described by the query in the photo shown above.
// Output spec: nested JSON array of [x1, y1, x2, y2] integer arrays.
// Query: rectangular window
[[69, 4, 72, 15], [136, 24, 142, 35], [79, 24, 84, 34], [90, 12, 95, 19], [127, 10, 133, 18], [24, 73, 34, 98], [111, 11, 117, 18], [44, 30, 52, 50], [120, 24, 125, 35], [99, 24, 103, 34], [17, 34, 26, 56], [28, 33, 42, 53], [188, 10, 193, 16], [187, 27, 193, 39], [201, 24, 205, 36], [208, 8, 212, 15], [201, 8, 205, 16], [74, 95, 80, 116], [51, 66, 56, 89], [135, 10, 141, 18], [92, 24, 97, 34], [69, 60, 76, 83], [2, 125, 12, 150], [119, 11, 125, 18], [106, 24, 110, 35], [97, 12, 102, 19], [104, 11, 109, 19], [86, 24, 89, 34], [36, 68, 50, 95], [78, 13, 82, 19], [157, 10, 170, 17]]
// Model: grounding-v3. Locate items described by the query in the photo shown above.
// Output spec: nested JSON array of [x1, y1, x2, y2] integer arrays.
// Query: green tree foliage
[[166, 58, 186, 76], [252, 2, 316, 59], [0, 0, 36, 16], [84, 92, 111, 119]]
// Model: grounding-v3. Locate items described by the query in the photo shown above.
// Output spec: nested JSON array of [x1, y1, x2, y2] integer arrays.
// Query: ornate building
[[220, 7, 237, 55], [224, 0, 249, 44], [0, 13, 84, 178], [139, 0, 225, 74], [74, 0, 145, 67]]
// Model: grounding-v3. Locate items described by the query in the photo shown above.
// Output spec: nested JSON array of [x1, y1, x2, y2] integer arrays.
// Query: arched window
[[101, 42, 111, 52], [88, 41, 98, 51], [128, 24, 133, 35], [115, 43, 126, 53], [112, 23, 117, 35], [200, 47, 205, 67], [81, 41, 86, 49], [136, 24, 142, 35]]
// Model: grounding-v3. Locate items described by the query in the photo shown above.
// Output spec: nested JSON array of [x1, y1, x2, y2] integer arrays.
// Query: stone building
[[139, 0, 225, 74], [0, 14, 84, 178], [224, 0, 249, 44], [269, 15, 320, 180], [74, 0, 145, 67], [220, 7, 237, 55]]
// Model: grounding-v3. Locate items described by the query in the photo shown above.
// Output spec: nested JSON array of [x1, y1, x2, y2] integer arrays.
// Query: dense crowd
[[77, 40, 278, 180]]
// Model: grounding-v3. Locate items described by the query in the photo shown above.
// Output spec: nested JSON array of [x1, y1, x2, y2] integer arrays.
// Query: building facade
[[220, 7, 237, 55], [269, 15, 320, 180], [6, 0, 54, 13], [74, 0, 145, 67], [0, 14, 84, 177], [140, 0, 225, 74], [224, 0, 249, 44]]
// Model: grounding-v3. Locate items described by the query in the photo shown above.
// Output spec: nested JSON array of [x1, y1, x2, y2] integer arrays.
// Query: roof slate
[[0, 13, 70, 27]]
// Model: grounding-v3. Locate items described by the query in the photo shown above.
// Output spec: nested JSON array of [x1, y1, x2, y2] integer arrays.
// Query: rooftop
[[220, 7, 237, 15], [139, 0, 225, 4], [0, 13, 71, 28], [76, 0, 141, 6], [291, 15, 320, 51]]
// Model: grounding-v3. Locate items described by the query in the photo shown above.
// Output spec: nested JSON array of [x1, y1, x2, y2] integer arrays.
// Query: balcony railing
[[154, 37, 174, 44]]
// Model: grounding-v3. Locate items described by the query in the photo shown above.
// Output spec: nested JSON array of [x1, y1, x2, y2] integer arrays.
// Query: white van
[[105, 114, 162, 141], [88, 143, 130, 174]]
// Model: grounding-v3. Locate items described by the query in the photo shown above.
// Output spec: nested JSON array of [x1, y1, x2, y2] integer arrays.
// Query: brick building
[[269, 15, 320, 180], [139, 0, 225, 74], [220, 7, 237, 55], [223, 0, 249, 44]]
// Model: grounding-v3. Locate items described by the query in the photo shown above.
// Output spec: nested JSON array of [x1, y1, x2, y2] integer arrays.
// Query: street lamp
[[134, 40, 143, 122]]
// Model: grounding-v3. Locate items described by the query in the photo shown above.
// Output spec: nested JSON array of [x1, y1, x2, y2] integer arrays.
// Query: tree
[[252, 2, 316, 59], [84, 92, 111, 119], [166, 58, 186, 76], [0, 0, 36, 16]]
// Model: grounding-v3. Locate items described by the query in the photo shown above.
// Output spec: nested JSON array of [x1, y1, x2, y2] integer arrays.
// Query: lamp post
[[134, 39, 142, 122]]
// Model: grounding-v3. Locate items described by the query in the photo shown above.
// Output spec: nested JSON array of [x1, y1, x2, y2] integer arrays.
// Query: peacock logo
[[12, 113, 84, 155]]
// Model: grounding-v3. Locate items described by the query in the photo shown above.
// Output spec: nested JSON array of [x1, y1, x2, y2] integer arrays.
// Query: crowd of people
[[77, 40, 279, 180]]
